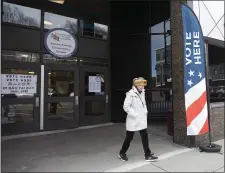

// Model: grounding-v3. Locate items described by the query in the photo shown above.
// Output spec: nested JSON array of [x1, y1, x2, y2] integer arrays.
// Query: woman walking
[[118, 77, 158, 162]]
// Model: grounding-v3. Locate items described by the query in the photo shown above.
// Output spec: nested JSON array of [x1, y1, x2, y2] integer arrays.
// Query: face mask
[[136, 86, 144, 91]]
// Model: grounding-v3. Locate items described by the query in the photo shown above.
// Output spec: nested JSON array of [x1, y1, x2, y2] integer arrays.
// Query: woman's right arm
[[123, 93, 137, 118]]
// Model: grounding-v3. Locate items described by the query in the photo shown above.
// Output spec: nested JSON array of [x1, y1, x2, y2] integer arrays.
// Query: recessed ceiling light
[[48, 0, 65, 4], [21, 54, 28, 58], [44, 20, 53, 25]]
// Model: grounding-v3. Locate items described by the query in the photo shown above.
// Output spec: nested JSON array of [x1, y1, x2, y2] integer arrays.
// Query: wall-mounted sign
[[1, 74, 37, 94], [44, 28, 77, 58]]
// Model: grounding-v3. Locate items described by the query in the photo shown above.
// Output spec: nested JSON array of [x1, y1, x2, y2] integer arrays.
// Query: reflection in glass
[[80, 20, 108, 40], [155, 45, 171, 87], [151, 35, 171, 88], [2, 50, 40, 62], [44, 12, 78, 33], [43, 54, 77, 64], [151, 20, 171, 101], [48, 70, 74, 97], [209, 64, 225, 81], [209, 63, 225, 101], [3, 2, 41, 27], [94, 23, 108, 39], [85, 100, 105, 116], [48, 102, 74, 120], [80, 20, 94, 37], [2, 69, 37, 98], [84, 72, 105, 96], [79, 57, 108, 67], [1, 104, 34, 124]]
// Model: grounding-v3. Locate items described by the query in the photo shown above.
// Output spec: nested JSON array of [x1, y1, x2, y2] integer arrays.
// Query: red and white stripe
[[185, 78, 209, 136]]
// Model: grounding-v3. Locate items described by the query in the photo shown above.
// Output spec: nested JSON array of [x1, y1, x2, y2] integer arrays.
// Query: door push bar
[[75, 96, 79, 106], [106, 95, 108, 104], [35, 97, 40, 107]]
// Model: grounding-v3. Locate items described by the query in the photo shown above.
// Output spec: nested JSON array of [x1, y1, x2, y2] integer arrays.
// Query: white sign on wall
[[1, 74, 37, 94], [44, 28, 77, 58], [88, 76, 101, 93]]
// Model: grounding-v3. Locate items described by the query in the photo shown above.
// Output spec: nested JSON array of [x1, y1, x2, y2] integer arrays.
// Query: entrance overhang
[[204, 36, 225, 48]]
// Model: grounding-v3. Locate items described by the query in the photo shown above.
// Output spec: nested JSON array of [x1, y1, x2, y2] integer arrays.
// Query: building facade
[[155, 45, 171, 87], [1, 0, 110, 135], [1, 0, 224, 147]]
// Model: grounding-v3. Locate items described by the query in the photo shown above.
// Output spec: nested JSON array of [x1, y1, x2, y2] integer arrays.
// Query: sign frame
[[44, 28, 78, 59]]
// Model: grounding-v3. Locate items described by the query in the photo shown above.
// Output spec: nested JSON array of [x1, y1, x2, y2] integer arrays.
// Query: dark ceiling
[[4, 0, 170, 26]]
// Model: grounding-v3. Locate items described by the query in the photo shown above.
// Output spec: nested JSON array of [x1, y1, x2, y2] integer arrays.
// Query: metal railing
[[116, 85, 224, 118], [209, 86, 225, 102], [147, 101, 172, 117], [146, 88, 172, 117], [116, 88, 173, 118]]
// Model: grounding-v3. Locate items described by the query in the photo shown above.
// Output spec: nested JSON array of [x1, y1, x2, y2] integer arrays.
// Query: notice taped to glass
[[88, 76, 101, 93], [1, 74, 37, 94]]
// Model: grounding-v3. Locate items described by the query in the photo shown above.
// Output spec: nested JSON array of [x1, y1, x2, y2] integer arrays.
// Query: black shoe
[[145, 155, 158, 162], [118, 153, 128, 162]]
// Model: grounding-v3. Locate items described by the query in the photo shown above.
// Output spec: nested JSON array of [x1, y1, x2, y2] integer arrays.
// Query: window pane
[[151, 20, 171, 102], [151, 19, 170, 34], [85, 100, 105, 116], [1, 69, 37, 98], [209, 63, 225, 102], [1, 104, 34, 124], [84, 72, 105, 96], [94, 23, 108, 40], [3, 2, 41, 28], [44, 12, 78, 34], [156, 75, 161, 83], [80, 20, 94, 37], [156, 53, 160, 61], [48, 102, 74, 120], [43, 54, 77, 64], [151, 24, 171, 78], [80, 20, 108, 40], [209, 64, 225, 81], [48, 70, 75, 97], [2, 50, 40, 62]]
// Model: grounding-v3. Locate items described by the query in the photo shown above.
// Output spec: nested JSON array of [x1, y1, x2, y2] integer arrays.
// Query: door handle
[[75, 96, 79, 106], [106, 95, 108, 104], [35, 97, 40, 107]]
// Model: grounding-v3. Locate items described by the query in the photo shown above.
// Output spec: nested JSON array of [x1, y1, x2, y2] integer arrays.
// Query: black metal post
[[198, 41, 222, 152], [204, 41, 212, 145], [164, 20, 168, 88], [164, 20, 167, 65]]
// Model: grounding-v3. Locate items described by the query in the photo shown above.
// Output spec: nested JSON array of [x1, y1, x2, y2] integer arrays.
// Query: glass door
[[1, 62, 41, 135], [43, 64, 79, 130], [79, 67, 109, 126]]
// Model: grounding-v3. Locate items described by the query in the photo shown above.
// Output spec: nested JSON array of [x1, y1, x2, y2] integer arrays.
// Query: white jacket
[[123, 86, 148, 131]]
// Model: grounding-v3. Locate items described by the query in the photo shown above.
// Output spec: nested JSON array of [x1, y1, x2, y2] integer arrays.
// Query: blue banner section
[[181, 3, 206, 94]]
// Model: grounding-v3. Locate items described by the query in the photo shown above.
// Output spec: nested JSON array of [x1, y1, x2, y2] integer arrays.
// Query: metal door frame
[[79, 66, 109, 126], [1, 62, 41, 135], [43, 64, 79, 131]]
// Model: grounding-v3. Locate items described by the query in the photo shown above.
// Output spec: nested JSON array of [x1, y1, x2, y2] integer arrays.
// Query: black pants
[[120, 129, 151, 157]]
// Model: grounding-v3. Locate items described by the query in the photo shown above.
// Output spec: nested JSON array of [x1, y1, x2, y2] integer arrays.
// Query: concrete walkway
[[1, 123, 224, 172], [120, 139, 224, 172]]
